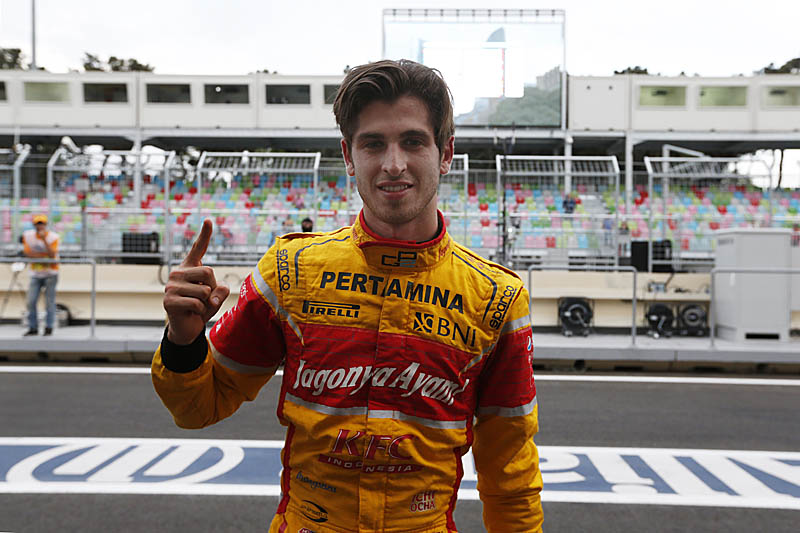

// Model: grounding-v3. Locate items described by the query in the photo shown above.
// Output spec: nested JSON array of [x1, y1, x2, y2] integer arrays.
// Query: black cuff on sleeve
[[160, 326, 209, 374]]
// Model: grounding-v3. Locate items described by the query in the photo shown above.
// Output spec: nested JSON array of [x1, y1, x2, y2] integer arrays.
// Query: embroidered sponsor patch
[[302, 300, 360, 319], [277, 249, 290, 291], [488, 284, 517, 329], [292, 359, 469, 406], [295, 471, 337, 493], [299, 500, 328, 523], [380, 251, 418, 268], [410, 490, 436, 513]]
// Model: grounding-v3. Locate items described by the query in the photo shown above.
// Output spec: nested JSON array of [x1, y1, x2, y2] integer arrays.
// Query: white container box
[[714, 228, 791, 341]]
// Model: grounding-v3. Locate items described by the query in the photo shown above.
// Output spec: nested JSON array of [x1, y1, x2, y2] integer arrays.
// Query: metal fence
[[643, 156, 776, 271]]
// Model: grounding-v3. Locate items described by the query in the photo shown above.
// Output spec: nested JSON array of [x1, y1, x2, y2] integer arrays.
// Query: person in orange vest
[[21, 214, 60, 336]]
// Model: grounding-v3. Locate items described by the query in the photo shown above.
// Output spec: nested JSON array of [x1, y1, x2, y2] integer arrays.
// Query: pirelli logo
[[303, 300, 360, 319]]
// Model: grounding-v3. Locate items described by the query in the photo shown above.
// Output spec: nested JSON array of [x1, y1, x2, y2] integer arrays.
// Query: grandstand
[[6, 145, 793, 270]]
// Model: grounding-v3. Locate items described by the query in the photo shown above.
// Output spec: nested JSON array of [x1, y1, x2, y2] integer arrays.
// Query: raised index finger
[[182, 219, 213, 267]]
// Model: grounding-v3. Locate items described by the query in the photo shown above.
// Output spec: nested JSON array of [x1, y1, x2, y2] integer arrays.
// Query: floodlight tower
[[30, 0, 37, 70]]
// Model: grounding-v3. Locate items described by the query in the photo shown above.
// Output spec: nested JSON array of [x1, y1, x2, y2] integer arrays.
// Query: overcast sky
[[1, 0, 798, 77]]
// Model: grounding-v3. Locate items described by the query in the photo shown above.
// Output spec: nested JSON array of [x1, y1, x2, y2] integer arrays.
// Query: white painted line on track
[[0, 366, 286, 377], [534, 375, 800, 386], [0, 366, 152, 374], [1, 365, 798, 387]]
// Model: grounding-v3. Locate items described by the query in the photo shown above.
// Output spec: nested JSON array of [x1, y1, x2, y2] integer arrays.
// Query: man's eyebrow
[[356, 129, 431, 141], [400, 129, 431, 138], [355, 132, 384, 142]]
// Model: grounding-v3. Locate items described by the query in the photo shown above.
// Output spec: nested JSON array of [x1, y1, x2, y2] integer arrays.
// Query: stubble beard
[[359, 178, 439, 227]]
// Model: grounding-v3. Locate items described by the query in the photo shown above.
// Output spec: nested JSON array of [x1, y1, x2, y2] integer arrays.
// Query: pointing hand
[[163, 219, 230, 345]]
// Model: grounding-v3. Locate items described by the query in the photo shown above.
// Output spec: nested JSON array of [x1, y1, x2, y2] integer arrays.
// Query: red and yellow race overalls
[[152, 212, 543, 532]]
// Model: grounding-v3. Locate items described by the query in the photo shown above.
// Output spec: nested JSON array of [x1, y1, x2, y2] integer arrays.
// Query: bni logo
[[303, 300, 360, 318], [413, 312, 434, 333]]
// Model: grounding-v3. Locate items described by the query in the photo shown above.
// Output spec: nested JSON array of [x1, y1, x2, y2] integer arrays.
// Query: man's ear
[[439, 136, 455, 175], [341, 139, 355, 176]]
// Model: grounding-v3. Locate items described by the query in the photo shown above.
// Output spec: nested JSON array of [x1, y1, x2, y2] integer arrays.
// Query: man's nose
[[381, 144, 407, 176]]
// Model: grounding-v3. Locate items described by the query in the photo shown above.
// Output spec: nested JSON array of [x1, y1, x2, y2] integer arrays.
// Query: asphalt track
[[1, 365, 799, 532]]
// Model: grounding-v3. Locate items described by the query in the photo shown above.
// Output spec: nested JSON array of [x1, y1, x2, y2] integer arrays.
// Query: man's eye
[[364, 141, 383, 149], [405, 138, 423, 147]]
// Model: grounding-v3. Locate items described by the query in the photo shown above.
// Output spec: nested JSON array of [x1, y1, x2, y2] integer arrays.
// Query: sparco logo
[[293, 359, 469, 406], [489, 285, 517, 329], [303, 300, 360, 319], [276, 249, 290, 291]]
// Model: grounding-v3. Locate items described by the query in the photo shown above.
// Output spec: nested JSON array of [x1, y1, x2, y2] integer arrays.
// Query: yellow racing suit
[[152, 211, 543, 532]]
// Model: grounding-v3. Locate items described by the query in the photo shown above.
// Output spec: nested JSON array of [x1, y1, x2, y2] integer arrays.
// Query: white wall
[[569, 74, 800, 133], [0, 70, 798, 134]]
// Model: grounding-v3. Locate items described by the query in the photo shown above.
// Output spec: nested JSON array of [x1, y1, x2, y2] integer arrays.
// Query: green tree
[[758, 57, 800, 74], [82, 53, 154, 72], [82, 52, 105, 71], [119, 57, 153, 72], [614, 66, 649, 75], [0, 48, 25, 70]]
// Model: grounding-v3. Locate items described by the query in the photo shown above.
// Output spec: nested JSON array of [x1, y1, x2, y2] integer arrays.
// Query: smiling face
[[342, 95, 454, 242]]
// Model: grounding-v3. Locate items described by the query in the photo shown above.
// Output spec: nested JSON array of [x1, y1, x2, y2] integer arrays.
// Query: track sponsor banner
[[0, 438, 798, 509]]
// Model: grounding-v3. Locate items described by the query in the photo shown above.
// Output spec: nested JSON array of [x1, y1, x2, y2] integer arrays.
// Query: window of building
[[266, 84, 310, 104], [0, 82, 6, 101], [324, 84, 340, 104], [639, 86, 686, 107], [698, 86, 747, 107], [204, 84, 249, 104], [764, 86, 800, 107], [83, 83, 128, 103], [146, 84, 191, 104], [24, 82, 70, 102]]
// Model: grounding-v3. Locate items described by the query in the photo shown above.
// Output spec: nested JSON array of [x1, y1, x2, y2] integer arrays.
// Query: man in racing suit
[[152, 59, 543, 532]]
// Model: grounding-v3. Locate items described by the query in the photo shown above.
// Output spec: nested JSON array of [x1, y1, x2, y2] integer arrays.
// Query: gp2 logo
[[381, 251, 417, 268]]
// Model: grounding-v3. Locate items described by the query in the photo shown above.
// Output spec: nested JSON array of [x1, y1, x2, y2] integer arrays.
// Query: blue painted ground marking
[[1, 438, 798, 509]]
